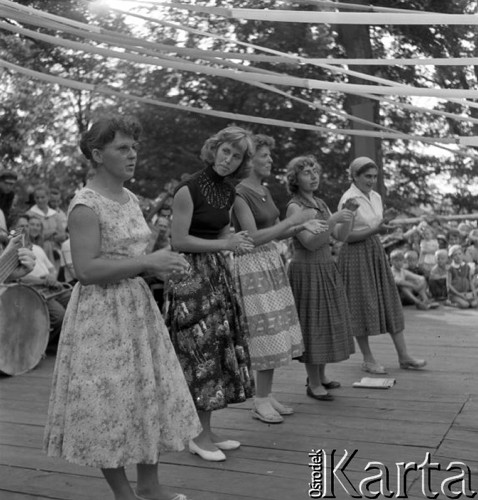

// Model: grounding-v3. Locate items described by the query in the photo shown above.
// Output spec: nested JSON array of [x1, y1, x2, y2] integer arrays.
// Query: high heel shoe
[[188, 439, 226, 461]]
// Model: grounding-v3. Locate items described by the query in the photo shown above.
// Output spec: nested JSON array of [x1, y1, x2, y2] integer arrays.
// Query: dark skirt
[[337, 235, 404, 337], [165, 252, 254, 412], [287, 245, 355, 364]]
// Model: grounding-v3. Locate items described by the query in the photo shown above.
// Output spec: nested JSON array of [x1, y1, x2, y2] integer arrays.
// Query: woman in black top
[[166, 126, 255, 462]]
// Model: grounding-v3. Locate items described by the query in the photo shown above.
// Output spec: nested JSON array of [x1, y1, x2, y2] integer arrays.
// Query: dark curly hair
[[80, 117, 142, 168]]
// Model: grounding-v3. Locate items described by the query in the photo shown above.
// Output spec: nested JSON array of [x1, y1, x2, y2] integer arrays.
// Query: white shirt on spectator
[[60, 238, 76, 282], [27, 244, 54, 279], [0, 208, 6, 232]]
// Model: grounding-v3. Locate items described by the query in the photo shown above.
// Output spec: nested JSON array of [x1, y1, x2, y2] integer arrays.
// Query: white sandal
[[269, 394, 294, 415]]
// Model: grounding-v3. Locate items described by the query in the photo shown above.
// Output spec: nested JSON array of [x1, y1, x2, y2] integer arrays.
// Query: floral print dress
[[44, 188, 201, 468]]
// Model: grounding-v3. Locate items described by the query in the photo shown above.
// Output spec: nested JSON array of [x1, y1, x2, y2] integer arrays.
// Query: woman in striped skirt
[[232, 135, 326, 423]]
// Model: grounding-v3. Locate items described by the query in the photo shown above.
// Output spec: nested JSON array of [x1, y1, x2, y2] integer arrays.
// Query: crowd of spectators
[[381, 217, 478, 310]]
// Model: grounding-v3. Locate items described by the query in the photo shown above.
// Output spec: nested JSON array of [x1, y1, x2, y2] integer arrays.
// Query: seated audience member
[[458, 222, 473, 244], [428, 249, 449, 303], [152, 216, 171, 251], [0, 233, 35, 282], [14, 215, 71, 351], [403, 225, 421, 254], [0, 169, 17, 231], [145, 215, 172, 312], [27, 185, 66, 272], [404, 250, 426, 277], [59, 233, 77, 285], [465, 228, 478, 278], [390, 249, 438, 310], [447, 228, 461, 247], [436, 233, 448, 250], [447, 244, 478, 309], [48, 187, 68, 234], [418, 225, 439, 277]]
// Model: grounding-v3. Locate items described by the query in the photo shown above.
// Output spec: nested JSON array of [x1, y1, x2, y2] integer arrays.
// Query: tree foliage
[[1, 0, 477, 212]]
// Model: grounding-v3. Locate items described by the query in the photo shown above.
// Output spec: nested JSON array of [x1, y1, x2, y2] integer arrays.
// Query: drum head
[[0, 284, 50, 375]]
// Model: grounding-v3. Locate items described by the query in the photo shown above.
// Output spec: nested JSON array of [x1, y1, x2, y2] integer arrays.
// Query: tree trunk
[[335, 0, 384, 195]]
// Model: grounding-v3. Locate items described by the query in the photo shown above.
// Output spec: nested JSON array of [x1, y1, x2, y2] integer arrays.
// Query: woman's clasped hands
[[289, 208, 328, 235], [226, 230, 255, 254], [146, 249, 191, 282], [303, 219, 329, 234]]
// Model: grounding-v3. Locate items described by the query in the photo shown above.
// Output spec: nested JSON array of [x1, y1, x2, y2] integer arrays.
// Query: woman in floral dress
[[44, 117, 199, 500], [166, 126, 255, 462]]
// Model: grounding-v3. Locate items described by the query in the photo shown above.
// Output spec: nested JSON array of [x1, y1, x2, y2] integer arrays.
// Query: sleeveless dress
[[418, 238, 439, 275], [338, 185, 404, 337], [287, 195, 355, 364], [44, 188, 201, 468], [165, 166, 254, 412], [232, 184, 304, 371], [449, 263, 472, 296]]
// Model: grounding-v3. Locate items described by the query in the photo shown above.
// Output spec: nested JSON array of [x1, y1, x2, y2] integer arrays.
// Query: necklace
[[243, 182, 267, 202]]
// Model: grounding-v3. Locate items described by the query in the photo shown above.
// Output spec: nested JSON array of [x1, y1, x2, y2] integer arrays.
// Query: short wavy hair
[[80, 117, 142, 168], [252, 134, 275, 151], [285, 155, 322, 194], [200, 126, 255, 180]]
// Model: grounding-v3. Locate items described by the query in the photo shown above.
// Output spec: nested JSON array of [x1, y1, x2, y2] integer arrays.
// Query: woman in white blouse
[[337, 157, 426, 374]]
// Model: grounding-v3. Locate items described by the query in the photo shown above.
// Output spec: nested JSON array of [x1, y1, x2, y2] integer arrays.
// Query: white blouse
[[338, 183, 383, 232]]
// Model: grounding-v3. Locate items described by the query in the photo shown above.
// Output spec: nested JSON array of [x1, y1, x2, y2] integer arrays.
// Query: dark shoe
[[322, 380, 341, 390], [306, 386, 334, 401], [306, 378, 341, 390]]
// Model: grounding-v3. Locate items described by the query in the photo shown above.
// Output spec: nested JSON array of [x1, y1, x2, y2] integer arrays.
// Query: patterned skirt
[[337, 235, 404, 338], [44, 277, 201, 468], [287, 246, 355, 364], [165, 252, 254, 412], [233, 242, 304, 371]]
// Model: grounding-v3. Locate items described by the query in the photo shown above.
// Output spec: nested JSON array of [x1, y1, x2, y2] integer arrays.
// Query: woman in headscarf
[[337, 157, 426, 374]]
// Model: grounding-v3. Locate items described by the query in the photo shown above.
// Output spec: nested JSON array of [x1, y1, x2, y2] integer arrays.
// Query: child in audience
[[448, 244, 478, 309], [390, 249, 437, 310], [404, 250, 426, 277], [428, 249, 449, 303], [418, 225, 439, 277], [465, 229, 478, 281]]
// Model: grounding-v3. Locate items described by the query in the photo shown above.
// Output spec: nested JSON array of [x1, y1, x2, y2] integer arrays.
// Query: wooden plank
[[1, 306, 477, 499]]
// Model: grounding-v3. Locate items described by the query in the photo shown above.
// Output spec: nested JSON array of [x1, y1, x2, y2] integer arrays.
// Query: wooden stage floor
[[1, 306, 477, 500]]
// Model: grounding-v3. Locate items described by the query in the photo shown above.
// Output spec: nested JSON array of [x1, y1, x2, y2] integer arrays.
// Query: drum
[[0, 284, 49, 376]]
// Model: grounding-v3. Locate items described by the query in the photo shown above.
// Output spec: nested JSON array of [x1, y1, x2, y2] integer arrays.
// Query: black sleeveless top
[[179, 165, 235, 239]]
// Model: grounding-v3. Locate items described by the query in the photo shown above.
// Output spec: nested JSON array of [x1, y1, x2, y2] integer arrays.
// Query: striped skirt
[[233, 242, 304, 371], [338, 235, 404, 338]]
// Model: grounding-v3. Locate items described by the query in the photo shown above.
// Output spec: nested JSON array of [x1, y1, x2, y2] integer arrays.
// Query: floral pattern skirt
[[44, 277, 201, 468], [165, 252, 254, 412]]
